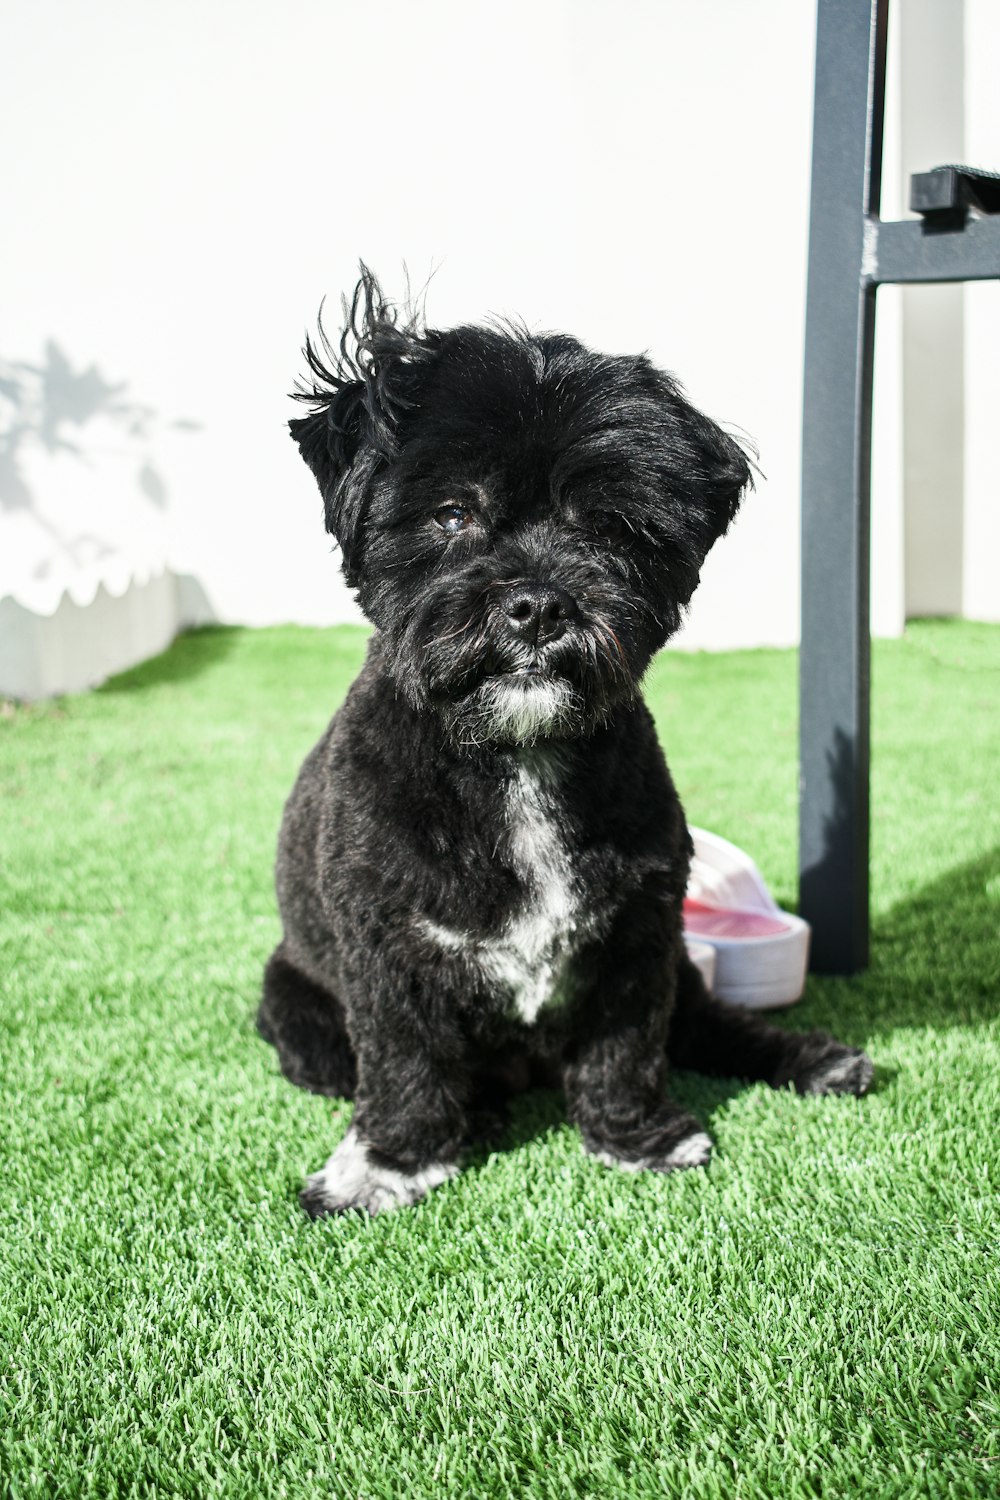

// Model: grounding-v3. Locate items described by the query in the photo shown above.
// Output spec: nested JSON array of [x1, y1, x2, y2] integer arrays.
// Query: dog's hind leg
[[258, 945, 357, 1099], [667, 955, 874, 1096]]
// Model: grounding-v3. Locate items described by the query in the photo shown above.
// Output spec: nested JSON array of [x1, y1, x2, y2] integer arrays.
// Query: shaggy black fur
[[260, 267, 873, 1217]]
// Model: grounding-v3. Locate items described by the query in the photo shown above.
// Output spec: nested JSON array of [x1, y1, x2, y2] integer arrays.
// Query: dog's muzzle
[[407, 558, 637, 746]]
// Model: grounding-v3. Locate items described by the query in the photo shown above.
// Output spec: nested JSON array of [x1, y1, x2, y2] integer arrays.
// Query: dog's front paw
[[300, 1127, 459, 1218], [585, 1110, 713, 1175], [784, 1036, 875, 1097]]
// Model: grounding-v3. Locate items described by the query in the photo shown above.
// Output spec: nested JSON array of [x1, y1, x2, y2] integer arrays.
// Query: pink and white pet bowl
[[683, 827, 810, 1010]]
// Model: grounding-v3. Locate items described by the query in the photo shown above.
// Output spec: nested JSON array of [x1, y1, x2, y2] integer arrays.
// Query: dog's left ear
[[642, 364, 754, 601], [681, 404, 754, 566]]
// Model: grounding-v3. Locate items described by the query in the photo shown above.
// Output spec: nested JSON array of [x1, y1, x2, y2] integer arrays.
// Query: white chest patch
[[420, 762, 585, 1023]]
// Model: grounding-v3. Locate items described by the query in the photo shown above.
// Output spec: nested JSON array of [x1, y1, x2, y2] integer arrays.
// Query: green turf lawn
[[1, 619, 998, 1499]]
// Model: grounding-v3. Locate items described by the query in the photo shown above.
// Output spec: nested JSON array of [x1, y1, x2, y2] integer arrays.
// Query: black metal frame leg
[[799, 0, 999, 974], [799, 0, 886, 973]]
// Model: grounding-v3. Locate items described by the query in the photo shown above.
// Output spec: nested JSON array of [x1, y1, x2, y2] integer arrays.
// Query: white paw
[[801, 1049, 874, 1097], [300, 1126, 459, 1218], [590, 1129, 713, 1174], [660, 1129, 714, 1169]]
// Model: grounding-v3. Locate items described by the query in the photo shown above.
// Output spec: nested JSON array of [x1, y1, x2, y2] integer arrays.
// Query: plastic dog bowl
[[682, 827, 810, 1009]]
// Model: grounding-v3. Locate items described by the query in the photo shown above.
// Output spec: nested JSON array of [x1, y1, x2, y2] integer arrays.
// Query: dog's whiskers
[[436, 614, 479, 645], [594, 617, 627, 668]]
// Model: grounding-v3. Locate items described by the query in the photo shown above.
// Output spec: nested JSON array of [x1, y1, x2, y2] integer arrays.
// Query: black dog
[[258, 269, 873, 1217]]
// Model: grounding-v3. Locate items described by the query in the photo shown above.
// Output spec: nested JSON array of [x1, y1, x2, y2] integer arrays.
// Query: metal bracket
[[910, 164, 1000, 224]]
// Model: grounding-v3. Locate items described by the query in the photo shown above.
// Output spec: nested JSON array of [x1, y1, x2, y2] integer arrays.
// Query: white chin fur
[[475, 676, 578, 745]]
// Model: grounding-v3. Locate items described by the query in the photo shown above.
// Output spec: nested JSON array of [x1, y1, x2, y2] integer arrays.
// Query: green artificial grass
[[1, 619, 998, 1499]]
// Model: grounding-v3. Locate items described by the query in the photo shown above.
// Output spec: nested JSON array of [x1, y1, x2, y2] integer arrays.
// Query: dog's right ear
[[288, 385, 370, 586], [291, 265, 440, 586]]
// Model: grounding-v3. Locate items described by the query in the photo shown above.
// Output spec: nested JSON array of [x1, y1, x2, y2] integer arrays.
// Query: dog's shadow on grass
[[458, 845, 1000, 1168], [461, 1074, 753, 1169], [459, 1054, 907, 1170]]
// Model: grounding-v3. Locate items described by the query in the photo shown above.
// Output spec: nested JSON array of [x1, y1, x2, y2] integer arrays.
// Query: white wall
[[0, 0, 816, 648], [885, 0, 1000, 629], [847, 0, 1000, 638], [963, 0, 1000, 625], [1, 0, 996, 652], [870, 1, 906, 642]]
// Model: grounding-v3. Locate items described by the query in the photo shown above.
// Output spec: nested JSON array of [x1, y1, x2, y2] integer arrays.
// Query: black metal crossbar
[[799, 0, 1000, 973]]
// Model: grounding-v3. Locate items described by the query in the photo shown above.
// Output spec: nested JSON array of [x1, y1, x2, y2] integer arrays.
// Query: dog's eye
[[594, 512, 628, 541], [433, 505, 474, 536]]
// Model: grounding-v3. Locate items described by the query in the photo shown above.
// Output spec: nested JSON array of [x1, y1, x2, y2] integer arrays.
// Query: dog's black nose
[[503, 583, 577, 645]]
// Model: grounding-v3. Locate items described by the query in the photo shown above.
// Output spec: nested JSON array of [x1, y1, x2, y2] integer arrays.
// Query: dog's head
[[291, 267, 752, 747]]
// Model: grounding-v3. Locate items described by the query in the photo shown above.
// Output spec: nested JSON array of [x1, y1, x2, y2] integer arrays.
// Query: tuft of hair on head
[[292, 262, 439, 459]]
